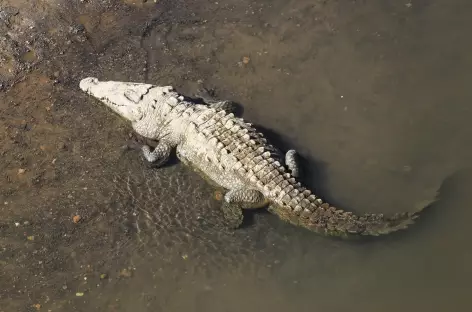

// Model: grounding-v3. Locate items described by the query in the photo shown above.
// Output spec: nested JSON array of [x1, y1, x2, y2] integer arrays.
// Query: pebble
[[119, 268, 132, 278]]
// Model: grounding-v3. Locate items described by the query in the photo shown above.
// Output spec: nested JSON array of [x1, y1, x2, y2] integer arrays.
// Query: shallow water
[[1, 0, 471, 311]]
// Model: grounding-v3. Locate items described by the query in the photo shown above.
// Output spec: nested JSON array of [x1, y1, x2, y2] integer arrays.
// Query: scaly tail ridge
[[267, 192, 437, 238]]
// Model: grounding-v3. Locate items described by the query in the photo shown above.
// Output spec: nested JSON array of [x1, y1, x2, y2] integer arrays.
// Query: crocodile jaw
[[79, 77, 154, 122]]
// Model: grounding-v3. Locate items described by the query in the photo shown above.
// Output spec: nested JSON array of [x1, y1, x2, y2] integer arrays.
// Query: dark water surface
[[1, 0, 471, 311]]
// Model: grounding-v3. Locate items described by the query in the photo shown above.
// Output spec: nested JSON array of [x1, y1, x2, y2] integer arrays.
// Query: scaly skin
[[79, 77, 435, 238]]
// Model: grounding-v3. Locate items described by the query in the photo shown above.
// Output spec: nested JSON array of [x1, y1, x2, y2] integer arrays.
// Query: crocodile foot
[[221, 188, 268, 229], [194, 86, 217, 103], [194, 86, 239, 114], [141, 140, 173, 168]]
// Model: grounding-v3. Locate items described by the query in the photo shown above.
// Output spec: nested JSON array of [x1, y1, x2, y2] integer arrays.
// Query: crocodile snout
[[79, 77, 99, 92]]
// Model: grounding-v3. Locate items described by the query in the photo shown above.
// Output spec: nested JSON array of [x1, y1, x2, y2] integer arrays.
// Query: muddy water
[[1, 0, 471, 311]]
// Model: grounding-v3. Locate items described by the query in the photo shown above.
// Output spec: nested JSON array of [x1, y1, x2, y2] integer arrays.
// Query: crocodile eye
[[124, 90, 143, 103]]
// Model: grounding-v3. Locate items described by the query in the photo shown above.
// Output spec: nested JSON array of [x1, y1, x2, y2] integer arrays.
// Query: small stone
[[100, 273, 108, 279], [72, 215, 81, 223], [242, 56, 250, 64], [76, 292, 84, 297], [18, 168, 26, 174], [213, 190, 223, 201], [119, 268, 132, 278], [27, 235, 34, 241]]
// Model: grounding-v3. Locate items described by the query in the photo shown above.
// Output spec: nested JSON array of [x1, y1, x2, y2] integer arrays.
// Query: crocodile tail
[[267, 195, 437, 238]]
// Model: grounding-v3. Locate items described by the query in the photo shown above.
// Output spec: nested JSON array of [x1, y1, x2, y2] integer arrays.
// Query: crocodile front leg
[[222, 188, 268, 229], [141, 140, 174, 167], [194, 87, 238, 114], [285, 149, 300, 177]]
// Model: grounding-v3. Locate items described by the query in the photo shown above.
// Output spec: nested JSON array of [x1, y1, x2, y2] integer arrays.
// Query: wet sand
[[1, 0, 471, 311]]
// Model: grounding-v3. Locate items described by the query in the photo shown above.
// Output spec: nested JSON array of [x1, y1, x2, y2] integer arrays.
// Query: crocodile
[[79, 77, 435, 238]]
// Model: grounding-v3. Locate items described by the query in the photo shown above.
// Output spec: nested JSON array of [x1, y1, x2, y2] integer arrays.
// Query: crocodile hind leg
[[285, 149, 300, 177], [222, 188, 268, 229], [141, 140, 174, 168]]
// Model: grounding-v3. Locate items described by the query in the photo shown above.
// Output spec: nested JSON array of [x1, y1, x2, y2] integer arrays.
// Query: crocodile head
[[79, 77, 156, 122], [80, 77, 183, 139]]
